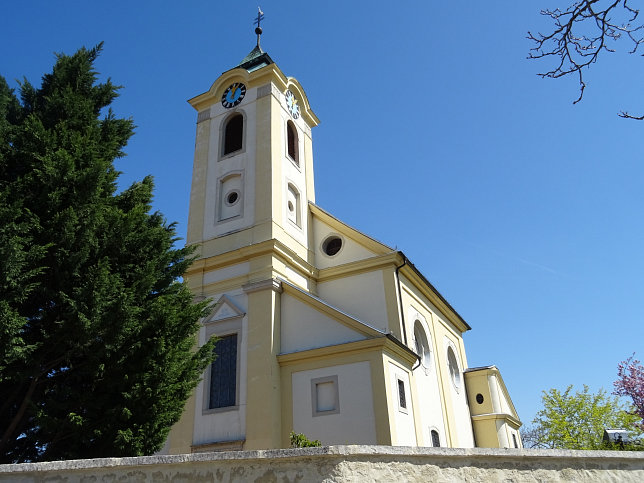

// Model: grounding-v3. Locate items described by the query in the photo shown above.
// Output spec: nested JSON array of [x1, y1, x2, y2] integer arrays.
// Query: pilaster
[[242, 278, 283, 449]]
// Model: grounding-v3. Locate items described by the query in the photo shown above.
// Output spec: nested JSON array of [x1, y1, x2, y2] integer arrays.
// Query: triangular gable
[[310, 203, 393, 270], [310, 202, 393, 254], [280, 280, 383, 354], [203, 294, 245, 324], [494, 369, 520, 421]]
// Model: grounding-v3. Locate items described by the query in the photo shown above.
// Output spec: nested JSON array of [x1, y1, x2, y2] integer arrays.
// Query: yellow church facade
[[164, 40, 521, 454]]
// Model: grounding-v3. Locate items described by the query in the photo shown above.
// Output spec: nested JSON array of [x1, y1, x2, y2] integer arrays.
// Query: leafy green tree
[[528, 385, 642, 450], [0, 44, 215, 463]]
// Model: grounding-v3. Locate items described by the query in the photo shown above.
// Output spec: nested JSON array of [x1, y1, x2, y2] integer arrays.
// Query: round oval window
[[322, 236, 342, 256], [447, 346, 461, 390], [226, 191, 239, 205], [413, 322, 432, 369]]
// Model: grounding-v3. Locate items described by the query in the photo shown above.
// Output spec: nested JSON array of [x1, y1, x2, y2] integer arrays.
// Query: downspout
[[394, 252, 408, 346], [412, 354, 421, 371]]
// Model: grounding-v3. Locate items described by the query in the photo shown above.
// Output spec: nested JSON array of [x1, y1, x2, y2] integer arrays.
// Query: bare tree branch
[[619, 111, 644, 120], [528, 1, 643, 116]]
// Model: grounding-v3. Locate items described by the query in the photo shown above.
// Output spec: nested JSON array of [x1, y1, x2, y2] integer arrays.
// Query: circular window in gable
[[322, 235, 343, 257]]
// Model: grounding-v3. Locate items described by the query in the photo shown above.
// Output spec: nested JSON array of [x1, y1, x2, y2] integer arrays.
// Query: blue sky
[[3, 1, 643, 429]]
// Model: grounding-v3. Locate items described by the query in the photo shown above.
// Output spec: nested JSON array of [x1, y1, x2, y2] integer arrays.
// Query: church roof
[[310, 202, 471, 332], [234, 45, 274, 73]]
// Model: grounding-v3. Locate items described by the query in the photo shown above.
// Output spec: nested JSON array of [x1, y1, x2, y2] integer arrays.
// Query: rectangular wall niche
[[311, 375, 340, 417], [218, 172, 243, 221]]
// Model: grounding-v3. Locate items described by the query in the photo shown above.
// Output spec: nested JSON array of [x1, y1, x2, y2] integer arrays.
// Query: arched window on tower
[[287, 120, 299, 165], [223, 113, 243, 155]]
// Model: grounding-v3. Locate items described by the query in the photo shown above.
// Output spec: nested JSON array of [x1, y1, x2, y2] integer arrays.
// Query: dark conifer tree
[[0, 44, 214, 463]]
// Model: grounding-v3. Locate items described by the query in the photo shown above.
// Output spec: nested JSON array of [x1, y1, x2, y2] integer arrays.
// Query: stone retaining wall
[[1, 445, 643, 482]]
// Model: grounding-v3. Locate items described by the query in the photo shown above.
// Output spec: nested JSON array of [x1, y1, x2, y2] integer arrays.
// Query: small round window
[[322, 236, 343, 257], [288, 200, 295, 212], [447, 346, 461, 390], [225, 190, 240, 206]]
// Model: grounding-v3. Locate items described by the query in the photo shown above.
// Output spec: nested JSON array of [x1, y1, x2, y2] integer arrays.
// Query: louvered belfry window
[[209, 334, 237, 408]]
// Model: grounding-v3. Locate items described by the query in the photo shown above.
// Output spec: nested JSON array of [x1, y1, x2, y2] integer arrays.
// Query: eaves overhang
[[397, 251, 471, 332]]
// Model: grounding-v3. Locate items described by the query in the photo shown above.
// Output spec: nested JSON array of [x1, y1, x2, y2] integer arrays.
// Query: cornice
[[277, 336, 416, 367], [188, 64, 318, 127], [317, 252, 402, 282], [471, 413, 522, 428], [242, 278, 283, 294], [184, 239, 275, 277], [185, 239, 317, 280]]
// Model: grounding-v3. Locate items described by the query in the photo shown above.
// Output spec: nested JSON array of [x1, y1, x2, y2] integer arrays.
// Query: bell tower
[[168, 17, 321, 453], [185, 22, 319, 267]]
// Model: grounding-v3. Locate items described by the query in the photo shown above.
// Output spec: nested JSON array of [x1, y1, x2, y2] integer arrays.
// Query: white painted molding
[[242, 278, 283, 294]]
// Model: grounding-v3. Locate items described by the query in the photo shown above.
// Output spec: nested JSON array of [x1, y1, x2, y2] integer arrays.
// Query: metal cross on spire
[[254, 7, 264, 47]]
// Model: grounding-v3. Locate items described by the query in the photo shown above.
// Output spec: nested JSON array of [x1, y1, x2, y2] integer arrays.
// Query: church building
[[164, 23, 522, 453]]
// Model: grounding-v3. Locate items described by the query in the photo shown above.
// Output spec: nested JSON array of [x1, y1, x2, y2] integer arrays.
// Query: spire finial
[[254, 7, 264, 48]]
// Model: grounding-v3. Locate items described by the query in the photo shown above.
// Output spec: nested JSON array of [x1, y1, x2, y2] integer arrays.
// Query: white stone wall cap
[[3, 445, 644, 474]]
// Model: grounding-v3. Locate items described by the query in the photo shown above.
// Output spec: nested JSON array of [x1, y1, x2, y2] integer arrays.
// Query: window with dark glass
[[431, 430, 440, 447], [322, 236, 342, 256], [223, 114, 243, 155], [287, 120, 299, 164], [397, 379, 407, 409], [209, 334, 237, 409]]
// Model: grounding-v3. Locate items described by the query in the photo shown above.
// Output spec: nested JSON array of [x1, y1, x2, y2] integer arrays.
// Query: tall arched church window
[[287, 120, 299, 165], [223, 114, 243, 155]]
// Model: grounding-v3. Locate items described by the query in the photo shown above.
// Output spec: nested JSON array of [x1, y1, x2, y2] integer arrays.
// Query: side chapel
[[164, 21, 522, 453]]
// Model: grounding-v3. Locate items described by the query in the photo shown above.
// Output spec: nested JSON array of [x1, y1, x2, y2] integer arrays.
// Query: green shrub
[[289, 431, 321, 448]]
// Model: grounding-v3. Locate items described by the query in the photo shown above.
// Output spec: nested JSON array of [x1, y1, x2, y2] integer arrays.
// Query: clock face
[[221, 83, 246, 108], [285, 90, 300, 119]]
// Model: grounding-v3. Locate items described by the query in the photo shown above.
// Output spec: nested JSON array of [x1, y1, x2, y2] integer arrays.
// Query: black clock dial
[[221, 83, 247, 108]]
